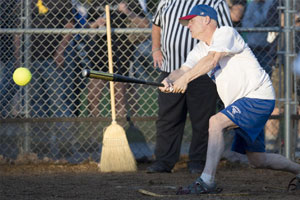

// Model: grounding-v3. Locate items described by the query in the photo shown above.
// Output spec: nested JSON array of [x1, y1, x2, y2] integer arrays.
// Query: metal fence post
[[284, 0, 293, 159], [23, 0, 31, 154]]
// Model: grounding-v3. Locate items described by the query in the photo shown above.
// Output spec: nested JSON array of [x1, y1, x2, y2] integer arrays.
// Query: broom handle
[[105, 5, 117, 122]]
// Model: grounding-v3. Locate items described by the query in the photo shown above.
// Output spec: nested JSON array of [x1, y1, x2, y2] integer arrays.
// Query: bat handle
[[152, 82, 164, 87]]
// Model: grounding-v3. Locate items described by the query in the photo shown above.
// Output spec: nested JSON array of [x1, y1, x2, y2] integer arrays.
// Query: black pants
[[154, 72, 217, 169]]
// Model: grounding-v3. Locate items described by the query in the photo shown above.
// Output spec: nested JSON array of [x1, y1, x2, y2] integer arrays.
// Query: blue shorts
[[221, 98, 275, 154]]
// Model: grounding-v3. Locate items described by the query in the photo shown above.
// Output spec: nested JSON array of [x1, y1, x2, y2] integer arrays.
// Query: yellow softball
[[13, 67, 32, 86]]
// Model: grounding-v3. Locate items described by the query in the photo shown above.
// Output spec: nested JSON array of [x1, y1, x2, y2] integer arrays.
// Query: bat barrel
[[82, 69, 90, 77], [82, 69, 114, 81]]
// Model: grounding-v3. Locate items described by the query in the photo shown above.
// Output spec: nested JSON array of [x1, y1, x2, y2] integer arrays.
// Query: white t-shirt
[[183, 26, 275, 107]]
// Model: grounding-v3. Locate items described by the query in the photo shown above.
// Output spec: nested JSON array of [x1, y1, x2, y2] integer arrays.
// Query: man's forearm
[[152, 24, 161, 51], [168, 67, 189, 82], [185, 56, 214, 82], [182, 52, 224, 83]]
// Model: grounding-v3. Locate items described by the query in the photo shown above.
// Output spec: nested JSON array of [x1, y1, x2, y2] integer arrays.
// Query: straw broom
[[98, 5, 137, 172]]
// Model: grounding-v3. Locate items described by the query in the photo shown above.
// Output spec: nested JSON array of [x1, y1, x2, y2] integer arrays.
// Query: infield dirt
[[1, 157, 300, 200]]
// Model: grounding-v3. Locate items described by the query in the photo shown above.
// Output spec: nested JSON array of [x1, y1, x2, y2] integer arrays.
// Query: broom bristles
[[99, 122, 137, 172]]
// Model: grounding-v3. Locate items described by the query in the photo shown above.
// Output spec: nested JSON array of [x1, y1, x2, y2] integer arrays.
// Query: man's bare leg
[[200, 112, 236, 185], [247, 152, 300, 174]]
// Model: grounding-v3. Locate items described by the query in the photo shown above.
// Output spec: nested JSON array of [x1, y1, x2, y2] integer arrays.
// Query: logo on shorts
[[226, 105, 241, 118], [232, 106, 241, 115]]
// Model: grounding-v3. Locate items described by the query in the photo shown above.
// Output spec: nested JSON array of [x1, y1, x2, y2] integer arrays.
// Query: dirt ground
[[1, 157, 300, 200]]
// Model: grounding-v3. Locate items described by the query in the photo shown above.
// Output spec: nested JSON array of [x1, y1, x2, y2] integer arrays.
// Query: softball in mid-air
[[13, 67, 32, 86]]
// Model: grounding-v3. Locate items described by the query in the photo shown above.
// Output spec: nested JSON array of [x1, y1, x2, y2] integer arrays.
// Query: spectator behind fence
[[147, 0, 232, 174], [242, 0, 279, 78], [55, 0, 105, 117], [56, 0, 103, 117], [0, 1, 20, 118], [55, 0, 149, 117], [89, 0, 149, 117], [295, 12, 300, 53], [294, 11, 300, 101], [126, 0, 153, 80], [227, 0, 246, 27], [120, 0, 152, 117], [29, 0, 74, 117]]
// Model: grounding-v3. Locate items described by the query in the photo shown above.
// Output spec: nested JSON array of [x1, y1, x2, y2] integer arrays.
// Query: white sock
[[200, 173, 214, 185]]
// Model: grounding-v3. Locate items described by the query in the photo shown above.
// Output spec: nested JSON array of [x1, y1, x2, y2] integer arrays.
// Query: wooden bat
[[82, 69, 164, 87]]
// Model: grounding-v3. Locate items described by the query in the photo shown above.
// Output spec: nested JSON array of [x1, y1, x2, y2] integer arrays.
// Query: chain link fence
[[0, 0, 299, 163]]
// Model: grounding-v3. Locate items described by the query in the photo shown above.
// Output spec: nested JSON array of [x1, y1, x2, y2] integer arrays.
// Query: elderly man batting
[[160, 4, 300, 194]]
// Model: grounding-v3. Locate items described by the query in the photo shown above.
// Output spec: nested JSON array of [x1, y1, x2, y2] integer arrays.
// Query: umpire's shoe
[[146, 162, 171, 173], [188, 161, 205, 174]]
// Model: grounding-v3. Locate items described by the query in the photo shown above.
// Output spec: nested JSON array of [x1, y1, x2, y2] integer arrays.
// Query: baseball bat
[[82, 69, 164, 87]]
